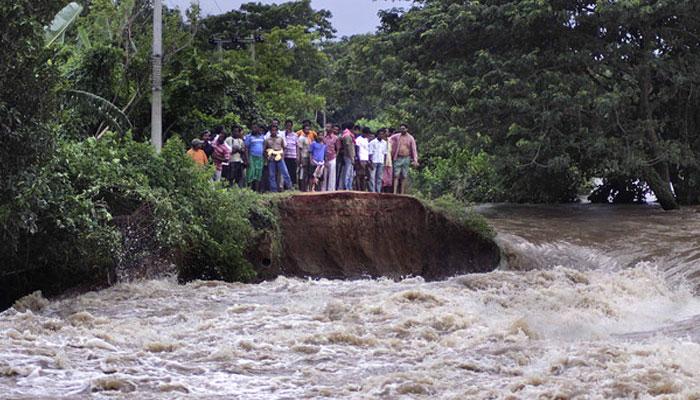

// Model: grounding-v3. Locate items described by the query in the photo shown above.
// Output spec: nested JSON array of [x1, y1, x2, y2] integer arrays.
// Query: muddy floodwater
[[1, 204, 700, 399]]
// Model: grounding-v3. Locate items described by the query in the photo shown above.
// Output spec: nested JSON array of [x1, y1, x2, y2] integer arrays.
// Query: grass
[[421, 194, 496, 241]]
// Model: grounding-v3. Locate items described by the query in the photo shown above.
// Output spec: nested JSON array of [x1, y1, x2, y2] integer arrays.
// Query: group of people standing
[[186, 119, 419, 194]]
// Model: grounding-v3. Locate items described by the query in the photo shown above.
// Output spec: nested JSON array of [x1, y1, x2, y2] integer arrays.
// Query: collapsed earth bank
[[248, 192, 500, 281], [5, 192, 500, 310]]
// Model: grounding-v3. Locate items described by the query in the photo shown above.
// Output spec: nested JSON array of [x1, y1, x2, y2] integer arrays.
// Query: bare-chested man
[[389, 124, 419, 194]]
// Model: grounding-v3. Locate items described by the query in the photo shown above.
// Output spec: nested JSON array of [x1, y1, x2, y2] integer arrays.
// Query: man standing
[[382, 128, 396, 192], [297, 123, 314, 191], [322, 123, 340, 191], [187, 139, 208, 166], [211, 129, 231, 182], [282, 120, 298, 188], [245, 124, 266, 192], [309, 133, 327, 192], [264, 118, 281, 140], [368, 128, 388, 193], [260, 120, 280, 192], [334, 124, 343, 185], [264, 124, 293, 192], [296, 119, 317, 142], [200, 130, 214, 157], [226, 125, 247, 188], [355, 127, 371, 191], [389, 124, 419, 194], [340, 122, 356, 190]]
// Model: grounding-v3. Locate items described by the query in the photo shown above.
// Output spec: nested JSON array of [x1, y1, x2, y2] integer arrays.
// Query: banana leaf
[[44, 2, 84, 47], [64, 89, 133, 136]]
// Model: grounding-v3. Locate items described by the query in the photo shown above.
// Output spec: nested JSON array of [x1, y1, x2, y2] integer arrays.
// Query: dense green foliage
[[423, 194, 495, 241], [0, 128, 270, 307], [0, 0, 335, 307], [325, 0, 700, 208], [196, 0, 335, 43], [1, 1, 61, 213], [1, 1, 63, 306], [51, 0, 330, 142]]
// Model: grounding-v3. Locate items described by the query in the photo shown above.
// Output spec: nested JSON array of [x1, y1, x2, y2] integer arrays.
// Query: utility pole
[[151, 0, 163, 153], [249, 34, 256, 63], [208, 34, 264, 64], [209, 37, 228, 62]]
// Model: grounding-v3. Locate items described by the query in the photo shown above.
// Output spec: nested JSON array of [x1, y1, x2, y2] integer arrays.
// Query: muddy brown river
[[1, 204, 700, 399]]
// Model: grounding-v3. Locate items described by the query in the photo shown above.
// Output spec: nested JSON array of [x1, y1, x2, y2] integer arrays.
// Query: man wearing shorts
[[389, 124, 419, 194]]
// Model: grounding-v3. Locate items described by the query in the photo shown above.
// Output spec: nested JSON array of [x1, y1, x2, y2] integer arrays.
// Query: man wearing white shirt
[[264, 118, 281, 140], [355, 127, 371, 191], [368, 128, 388, 193]]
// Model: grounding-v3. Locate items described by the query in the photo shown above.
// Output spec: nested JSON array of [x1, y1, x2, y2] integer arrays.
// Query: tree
[[197, 0, 335, 44], [54, 0, 330, 139], [575, 0, 700, 209], [253, 25, 327, 121], [0, 0, 62, 216], [324, 0, 700, 207]]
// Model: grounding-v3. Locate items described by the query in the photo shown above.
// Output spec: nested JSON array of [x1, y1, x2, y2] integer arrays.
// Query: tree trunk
[[645, 167, 678, 210], [639, 63, 679, 210]]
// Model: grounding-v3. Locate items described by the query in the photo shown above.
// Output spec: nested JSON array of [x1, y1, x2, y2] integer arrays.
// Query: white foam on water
[[1, 262, 700, 399]]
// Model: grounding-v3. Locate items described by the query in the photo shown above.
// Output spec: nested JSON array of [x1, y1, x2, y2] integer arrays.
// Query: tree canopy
[[197, 0, 335, 42], [0, 0, 332, 307], [324, 0, 700, 208]]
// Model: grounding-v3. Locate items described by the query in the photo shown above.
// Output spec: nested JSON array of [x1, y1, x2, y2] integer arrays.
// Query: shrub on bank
[[413, 148, 582, 204], [1, 133, 263, 308], [151, 137, 259, 283], [413, 150, 505, 203], [420, 194, 495, 241]]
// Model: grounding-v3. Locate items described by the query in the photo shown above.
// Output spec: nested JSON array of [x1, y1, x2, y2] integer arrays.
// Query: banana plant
[[44, 2, 84, 47], [45, 3, 134, 136], [64, 90, 134, 137]]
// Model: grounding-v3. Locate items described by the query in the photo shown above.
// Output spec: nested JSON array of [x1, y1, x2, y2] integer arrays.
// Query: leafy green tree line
[[323, 0, 700, 209], [53, 0, 330, 142]]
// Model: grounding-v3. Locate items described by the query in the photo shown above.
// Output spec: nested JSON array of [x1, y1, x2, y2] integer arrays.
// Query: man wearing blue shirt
[[245, 124, 266, 191]]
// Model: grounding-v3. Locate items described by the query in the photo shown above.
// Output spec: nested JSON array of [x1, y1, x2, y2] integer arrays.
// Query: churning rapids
[[2, 204, 700, 399]]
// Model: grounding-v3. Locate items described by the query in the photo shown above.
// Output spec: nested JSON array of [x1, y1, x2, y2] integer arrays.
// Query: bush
[[1, 133, 266, 308], [414, 149, 504, 202], [159, 138, 259, 282], [422, 194, 495, 241], [415, 147, 583, 204], [1, 136, 129, 308]]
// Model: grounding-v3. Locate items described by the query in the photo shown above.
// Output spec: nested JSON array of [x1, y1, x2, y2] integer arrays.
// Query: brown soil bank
[[251, 192, 500, 281]]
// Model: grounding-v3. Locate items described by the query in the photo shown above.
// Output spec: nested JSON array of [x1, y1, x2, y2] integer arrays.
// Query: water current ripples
[[1, 204, 699, 399]]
